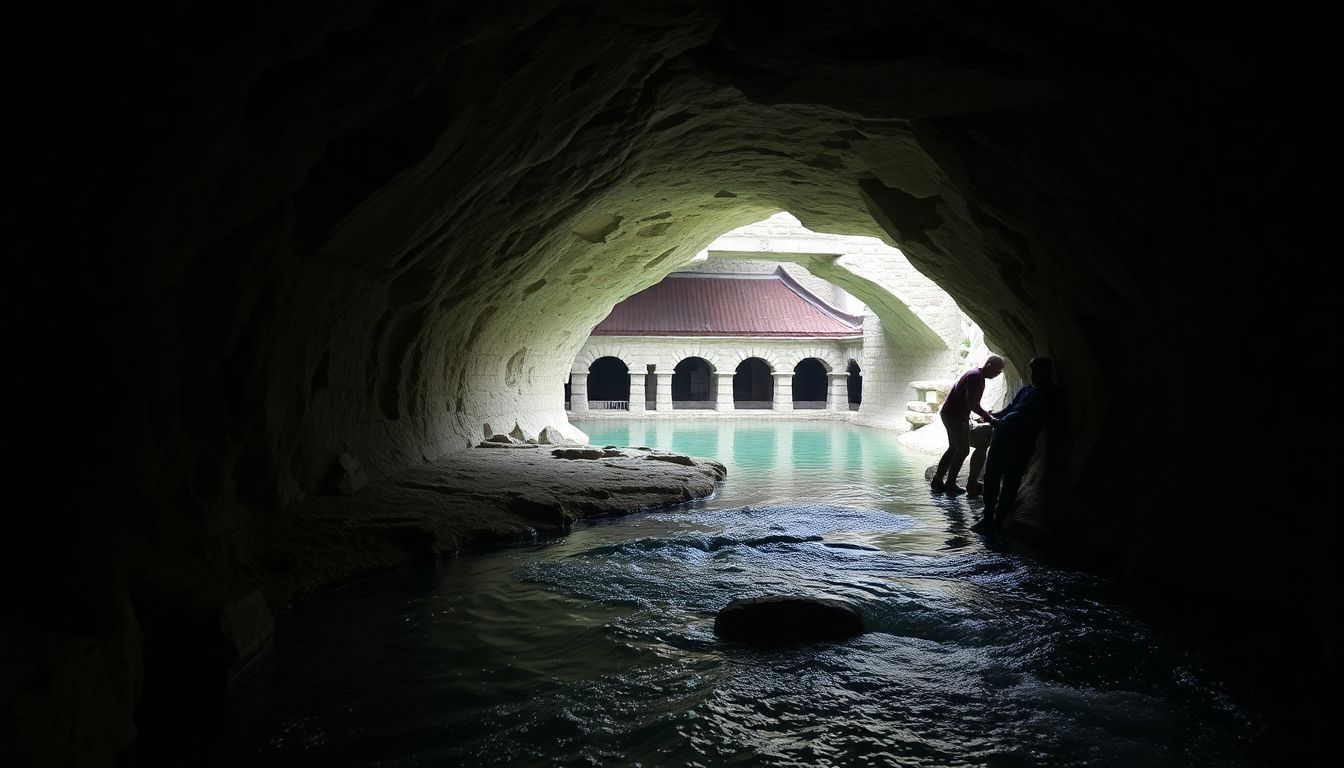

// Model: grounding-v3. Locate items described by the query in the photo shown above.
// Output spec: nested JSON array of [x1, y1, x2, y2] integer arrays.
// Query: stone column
[[628, 372, 646, 413], [827, 373, 849, 410], [655, 372, 674, 410], [570, 373, 589, 413], [772, 373, 793, 411], [715, 372, 736, 410]]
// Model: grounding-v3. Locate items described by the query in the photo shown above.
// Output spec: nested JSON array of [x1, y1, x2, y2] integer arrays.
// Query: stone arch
[[733, 356, 774, 405], [663, 345, 722, 373], [847, 358, 863, 406], [573, 344, 634, 374], [586, 355, 630, 406], [779, 347, 840, 374], [792, 357, 830, 405], [671, 355, 716, 406], [704, 240, 954, 352], [726, 347, 782, 373]]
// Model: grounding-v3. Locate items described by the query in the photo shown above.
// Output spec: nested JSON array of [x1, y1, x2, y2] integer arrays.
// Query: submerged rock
[[646, 452, 695, 467], [714, 595, 864, 644], [477, 440, 537, 448], [551, 447, 605, 460]]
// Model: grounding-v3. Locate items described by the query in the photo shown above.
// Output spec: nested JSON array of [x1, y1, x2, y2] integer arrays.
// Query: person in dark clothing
[[930, 355, 1005, 495], [974, 357, 1059, 530]]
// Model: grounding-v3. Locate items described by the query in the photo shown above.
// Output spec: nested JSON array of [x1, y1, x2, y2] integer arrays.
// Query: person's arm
[[992, 386, 1031, 419], [968, 375, 997, 423]]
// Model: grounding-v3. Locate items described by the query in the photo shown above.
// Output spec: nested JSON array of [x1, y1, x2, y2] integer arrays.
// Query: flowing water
[[214, 420, 1260, 767]]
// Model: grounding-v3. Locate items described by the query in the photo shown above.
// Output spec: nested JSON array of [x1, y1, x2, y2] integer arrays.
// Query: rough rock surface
[[714, 595, 865, 644], [8, 1, 1337, 764], [148, 447, 725, 625]]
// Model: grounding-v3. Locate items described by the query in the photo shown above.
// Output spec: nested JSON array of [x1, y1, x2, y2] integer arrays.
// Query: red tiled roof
[[592, 268, 863, 337]]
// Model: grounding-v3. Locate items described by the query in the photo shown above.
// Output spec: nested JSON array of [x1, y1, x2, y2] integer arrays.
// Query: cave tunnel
[[7, 1, 1338, 765]]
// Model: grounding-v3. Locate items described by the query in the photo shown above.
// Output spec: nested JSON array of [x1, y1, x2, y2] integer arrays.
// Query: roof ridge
[[591, 269, 864, 337], [772, 267, 864, 328]]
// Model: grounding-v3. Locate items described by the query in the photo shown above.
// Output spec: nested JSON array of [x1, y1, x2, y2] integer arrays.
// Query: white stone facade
[[570, 335, 862, 418], [569, 213, 988, 431]]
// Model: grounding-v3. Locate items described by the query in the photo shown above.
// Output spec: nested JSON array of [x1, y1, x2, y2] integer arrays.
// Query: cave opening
[[7, 2, 1336, 765]]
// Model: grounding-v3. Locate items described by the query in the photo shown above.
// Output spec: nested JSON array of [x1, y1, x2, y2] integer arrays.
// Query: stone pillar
[[827, 373, 849, 410], [715, 372, 736, 410], [628, 372, 646, 413], [570, 373, 589, 413], [655, 372, 674, 410], [773, 373, 793, 411]]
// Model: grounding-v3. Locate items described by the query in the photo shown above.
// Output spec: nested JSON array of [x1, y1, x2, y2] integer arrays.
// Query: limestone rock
[[905, 412, 935, 426], [538, 426, 577, 445], [552, 447, 605, 460], [331, 453, 368, 495], [908, 380, 952, 394], [509, 423, 532, 442], [477, 440, 537, 449], [905, 401, 933, 413], [219, 591, 274, 676], [646, 452, 695, 467], [714, 595, 864, 644]]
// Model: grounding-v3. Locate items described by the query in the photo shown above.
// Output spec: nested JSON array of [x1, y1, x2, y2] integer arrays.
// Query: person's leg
[[966, 424, 991, 495], [930, 413, 956, 490], [943, 420, 971, 494], [931, 447, 951, 490], [994, 450, 1031, 526], [982, 437, 1004, 519]]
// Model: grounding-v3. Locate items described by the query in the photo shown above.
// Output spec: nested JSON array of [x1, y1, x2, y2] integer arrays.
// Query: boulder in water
[[713, 595, 864, 644]]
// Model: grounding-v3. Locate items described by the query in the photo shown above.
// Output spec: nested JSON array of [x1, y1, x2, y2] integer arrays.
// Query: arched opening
[[564, 376, 572, 411], [587, 356, 629, 410], [847, 359, 862, 409], [672, 357, 715, 409], [792, 358, 828, 408], [733, 357, 774, 409]]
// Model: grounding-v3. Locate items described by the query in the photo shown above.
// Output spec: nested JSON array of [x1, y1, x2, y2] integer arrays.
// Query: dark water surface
[[213, 420, 1260, 767]]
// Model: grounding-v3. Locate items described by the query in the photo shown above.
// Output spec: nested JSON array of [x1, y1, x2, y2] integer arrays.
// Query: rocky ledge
[[139, 446, 726, 688]]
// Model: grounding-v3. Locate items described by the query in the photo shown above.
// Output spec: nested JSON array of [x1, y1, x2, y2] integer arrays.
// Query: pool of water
[[213, 419, 1261, 767]]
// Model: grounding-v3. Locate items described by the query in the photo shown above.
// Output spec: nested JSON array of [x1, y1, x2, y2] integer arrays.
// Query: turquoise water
[[214, 419, 1260, 767]]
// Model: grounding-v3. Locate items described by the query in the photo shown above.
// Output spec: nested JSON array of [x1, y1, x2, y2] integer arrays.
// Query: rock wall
[[9, 1, 1337, 763]]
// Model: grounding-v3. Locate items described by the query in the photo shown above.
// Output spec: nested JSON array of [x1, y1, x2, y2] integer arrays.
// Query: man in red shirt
[[930, 355, 1005, 495]]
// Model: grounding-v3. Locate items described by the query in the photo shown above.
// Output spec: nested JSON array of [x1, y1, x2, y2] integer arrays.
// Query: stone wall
[[572, 335, 860, 418]]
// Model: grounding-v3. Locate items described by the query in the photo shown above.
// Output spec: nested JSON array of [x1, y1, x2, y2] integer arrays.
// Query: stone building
[[569, 266, 865, 416], [569, 213, 978, 429]]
